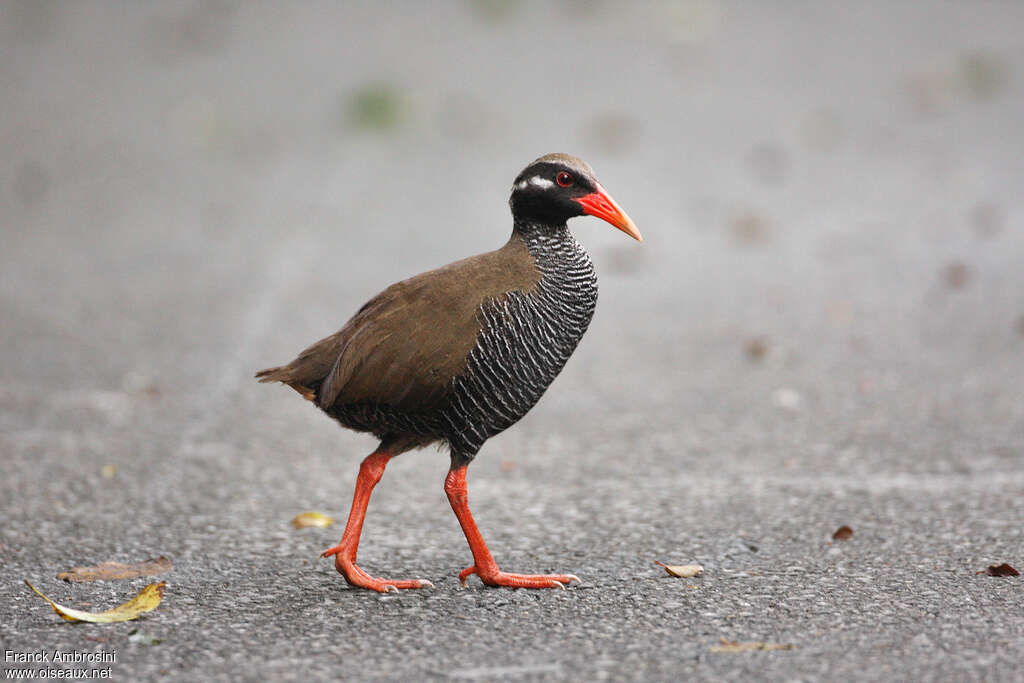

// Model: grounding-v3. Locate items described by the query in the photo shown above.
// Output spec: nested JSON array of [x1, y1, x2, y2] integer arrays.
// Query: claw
[[324, 547, 433, 592], [564, 574, 582, 585], [551, 580, 566, 591]]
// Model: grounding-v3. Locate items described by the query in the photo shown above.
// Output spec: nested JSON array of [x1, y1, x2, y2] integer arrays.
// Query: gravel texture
[[2, 2, 1022, 681]]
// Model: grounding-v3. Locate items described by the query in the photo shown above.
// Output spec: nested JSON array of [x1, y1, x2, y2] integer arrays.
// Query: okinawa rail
[[257, 153, 641, 592]]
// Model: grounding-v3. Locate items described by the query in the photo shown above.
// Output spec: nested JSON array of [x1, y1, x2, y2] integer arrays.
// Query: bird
[[256, 153, 641, 592]]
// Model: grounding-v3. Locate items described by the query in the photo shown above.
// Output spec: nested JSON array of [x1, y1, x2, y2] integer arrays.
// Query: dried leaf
[[347, 84, 403, 131], [960, 52, 1010, 101], [978, 563, 1019, 577], [744, 337, 769, 361], [711, 638, 795, 653], [26, 580, 166, 623], [729, 212, 773, 246], [832, 525, 854, 541], [291, 512, 335, 529], [58, 557, 171, 583], [655, 560, 703, 578], [942, 261, 971, 289]]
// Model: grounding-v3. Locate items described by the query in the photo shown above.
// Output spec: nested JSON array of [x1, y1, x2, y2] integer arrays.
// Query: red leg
[[320, 448, 433, 592], [444, 465, 580, 589]]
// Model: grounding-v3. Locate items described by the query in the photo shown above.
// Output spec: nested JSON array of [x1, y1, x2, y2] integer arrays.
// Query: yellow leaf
[[25, 580, 166, 623], [291, 512, 335, 529], [58, 556, 171, 583], [655, 560, 703, 578], [711, 638, 795, 653]]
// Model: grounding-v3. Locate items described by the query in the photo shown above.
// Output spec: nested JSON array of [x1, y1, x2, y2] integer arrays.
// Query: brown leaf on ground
[[977, 563, 1019, 577], [832, 525, 854, 541], [654, 560, 703, 578], [942, 261, 971, 289], [729, 212, 773, 246], [744, 337, 769, 361], [26, 580, 166, 623], [291, 511, 335, 529], [58, 557, 171, 583], [711, 637, 795, 653]]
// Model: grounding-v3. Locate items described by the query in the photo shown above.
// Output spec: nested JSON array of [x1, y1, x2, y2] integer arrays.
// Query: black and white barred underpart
[[444, 223, 597, 459], [329, 223, 597, 462]]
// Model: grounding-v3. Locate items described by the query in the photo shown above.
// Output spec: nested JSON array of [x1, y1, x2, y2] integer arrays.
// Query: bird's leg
[[444, 465, 581, 589], [320, 447, 433, 592]]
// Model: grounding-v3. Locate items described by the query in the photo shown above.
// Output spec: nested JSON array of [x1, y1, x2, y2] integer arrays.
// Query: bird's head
[[509, 153, 642, 241]]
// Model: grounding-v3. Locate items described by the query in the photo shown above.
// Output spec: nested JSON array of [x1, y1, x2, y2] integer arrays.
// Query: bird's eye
[[556, 171, 573, 187]]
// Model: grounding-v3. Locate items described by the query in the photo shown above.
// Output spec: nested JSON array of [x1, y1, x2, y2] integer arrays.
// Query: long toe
[[342, 566, 433, 592], [327, 553, 432, 592], [468, 568, 582, 589], [347, 575, 433, 592]]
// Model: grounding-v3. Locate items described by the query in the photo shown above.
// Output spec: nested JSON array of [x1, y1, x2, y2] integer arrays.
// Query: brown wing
[[255, 234, 539, 413]]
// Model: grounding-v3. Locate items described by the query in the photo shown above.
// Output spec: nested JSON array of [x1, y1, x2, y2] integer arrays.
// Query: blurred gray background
[[2, 2, 1022, 681]]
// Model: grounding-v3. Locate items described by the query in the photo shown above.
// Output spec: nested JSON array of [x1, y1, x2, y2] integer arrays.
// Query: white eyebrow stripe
[[513, 175, 556, 191]]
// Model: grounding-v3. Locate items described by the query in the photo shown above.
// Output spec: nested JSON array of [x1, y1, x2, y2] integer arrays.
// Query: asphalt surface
[[2, 2, 1023, 681]]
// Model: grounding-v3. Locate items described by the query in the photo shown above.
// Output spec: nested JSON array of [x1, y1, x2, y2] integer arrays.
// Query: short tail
[[255, 366, 288, 383], [255, 365, 316, 401]]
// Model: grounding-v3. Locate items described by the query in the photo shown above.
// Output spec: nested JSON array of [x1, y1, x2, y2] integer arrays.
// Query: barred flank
[[328, 223, 598, 461]]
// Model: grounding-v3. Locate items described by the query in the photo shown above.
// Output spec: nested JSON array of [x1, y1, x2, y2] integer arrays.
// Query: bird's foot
[[321, 545, 433, 593], [459, 564, 581, 590]]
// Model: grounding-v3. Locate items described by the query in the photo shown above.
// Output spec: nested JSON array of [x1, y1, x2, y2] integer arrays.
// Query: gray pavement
[[2, 2, 1023, 681]]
